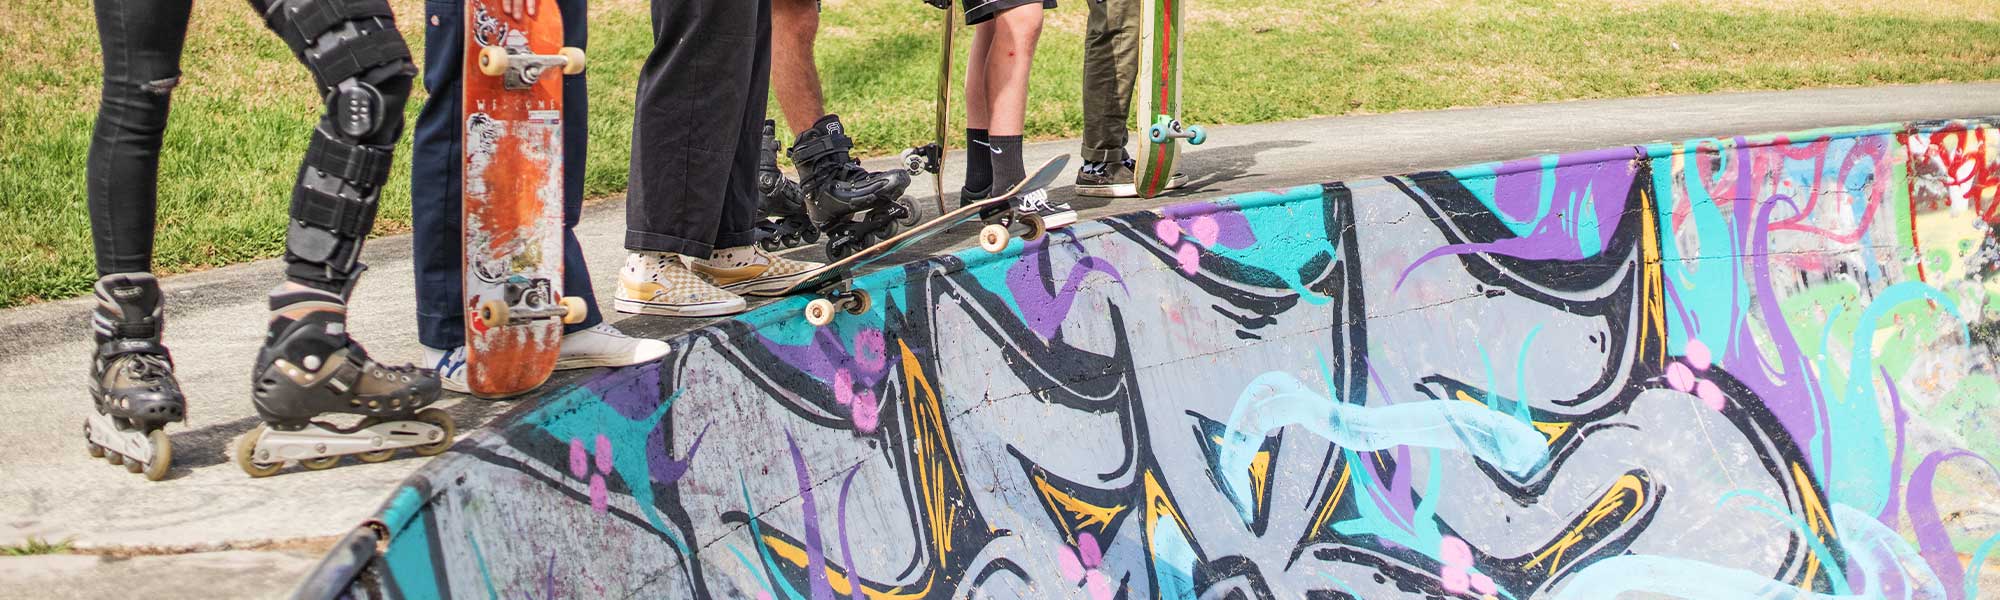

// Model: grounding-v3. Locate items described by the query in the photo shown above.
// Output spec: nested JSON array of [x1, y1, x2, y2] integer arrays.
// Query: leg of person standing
[[82, 0, 198, 476], [764, 0, 909, 248], [961, 0, 1074, 226], [410, 0, 666, 394], [618, 0, 821, 318], [1074, 0, 1151, 198]]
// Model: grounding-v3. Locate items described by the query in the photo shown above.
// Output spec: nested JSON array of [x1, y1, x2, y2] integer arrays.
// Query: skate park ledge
[[305, 117, 2000, 598]]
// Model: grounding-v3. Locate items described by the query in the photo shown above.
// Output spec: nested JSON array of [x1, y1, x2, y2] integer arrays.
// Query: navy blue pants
[[410, 0, 603, 350]]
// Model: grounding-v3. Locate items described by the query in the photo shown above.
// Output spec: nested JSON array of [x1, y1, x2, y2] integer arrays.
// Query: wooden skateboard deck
[[901, 5, 956, 216], [755, 155, 1069, 325], [1133, 0, 1203, 199], [461, 0, 585, 398]]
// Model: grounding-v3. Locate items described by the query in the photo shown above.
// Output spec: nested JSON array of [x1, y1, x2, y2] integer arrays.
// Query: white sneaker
[[423, 345, 470, 394], [556, 323, 669, 369], [690, 245, 823, 297], [613, 252, 747, 317]]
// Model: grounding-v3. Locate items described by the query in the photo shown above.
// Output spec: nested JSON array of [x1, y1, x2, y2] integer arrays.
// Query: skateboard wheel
[[979, 223, 1011, 253], [1149, 123, 1169, 144], [478, 46, 510, 77], [844, 290, 873, 315], [478, 299, 510, 328], [805, 298, 837, 327], [893, 198, 921, 227], [1188, 125, 1207, 145], [1019, 212, 1047, 241], [560, 296, 588, 325], [560, 47, 587, 75]]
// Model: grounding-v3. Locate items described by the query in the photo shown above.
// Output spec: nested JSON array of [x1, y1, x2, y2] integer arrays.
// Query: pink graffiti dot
[[1079, 531, 1102, 568], [854, 329, 887, 370], [1686, 339, 1712, 370], [1471, 573, 1497, 595], [1442, 566, 1470, 593], [589, 473, 608, 513], [1696, 379, 1725, 411], [1190, 216, 1221, 247], [1440, 536, 1472, 567], [1056, 546, 1084, 583], [1175, 244, 1201, 274], [1154, 219, 1183, 243], [757, 593, 773, 600], [852, 391, 880, 433], [1084, 570, 1113, 600], [1665, 362, 1695, 392], [833, 369, 856, 406], [568, 438, 588, 478], [594, 434, 613, 472]]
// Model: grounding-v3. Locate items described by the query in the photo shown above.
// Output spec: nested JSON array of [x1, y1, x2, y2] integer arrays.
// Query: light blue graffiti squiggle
[[1718, 489, 1851, 594], [1552, 504, 1938, 600], [1214, 371, 1550, 526], [1829, 282, 1963, 518], [1151, 516, 1198, 600]]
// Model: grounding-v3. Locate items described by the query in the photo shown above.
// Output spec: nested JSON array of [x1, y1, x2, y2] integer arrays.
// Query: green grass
[[1, 537, 76, 556], [2, 0, 1998, 307]]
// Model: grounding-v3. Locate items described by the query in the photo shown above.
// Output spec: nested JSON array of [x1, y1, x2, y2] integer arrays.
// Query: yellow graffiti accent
[[1525, 473, 1647, 573], [1531, 421, 1572, 446], [1637, 186, 1669, 368], [764, 535, 922, 600], [1308, 460, 1353, 535], [1029, 470, 1128, 543], [1791, 462, 1837, 589], [1142, 471, 1194, 558], [1248, 449, 1273, 511]]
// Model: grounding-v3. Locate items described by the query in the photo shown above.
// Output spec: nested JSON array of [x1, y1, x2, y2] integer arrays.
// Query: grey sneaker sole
[[613, 297, 747, 318], [1074, 174, 1186, 198], [1042, 210, 1079, 229], [555, 354, 647, 370]]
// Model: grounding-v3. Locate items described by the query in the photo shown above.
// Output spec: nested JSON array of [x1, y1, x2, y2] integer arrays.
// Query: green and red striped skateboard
[[1133, 0, 1205, 199]]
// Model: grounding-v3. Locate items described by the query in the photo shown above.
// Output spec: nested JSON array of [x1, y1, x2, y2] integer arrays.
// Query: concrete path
[[1, 82, 1996, 596]]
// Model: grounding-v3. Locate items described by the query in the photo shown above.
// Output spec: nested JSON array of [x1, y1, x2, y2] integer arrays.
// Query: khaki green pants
[[1081, 0, 1140, 164]]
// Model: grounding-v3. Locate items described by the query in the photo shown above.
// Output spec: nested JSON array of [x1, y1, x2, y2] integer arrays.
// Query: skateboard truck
[[803, 288, 871, 327], [473, 276, 588, 329], [901, 143, 942, 176], [1147, 117, 1207, 145], [478, 45, 587, 90]]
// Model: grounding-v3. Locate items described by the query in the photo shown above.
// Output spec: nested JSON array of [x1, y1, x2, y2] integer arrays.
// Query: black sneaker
[[1076, 157, 1183, 198]]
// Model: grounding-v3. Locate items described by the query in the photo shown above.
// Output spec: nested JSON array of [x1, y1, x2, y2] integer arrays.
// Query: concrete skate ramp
[[307, 119, 2000, 598]]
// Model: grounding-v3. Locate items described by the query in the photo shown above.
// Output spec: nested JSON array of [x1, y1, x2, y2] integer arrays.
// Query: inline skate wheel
[[478, 46, 511, 77], [300, 456, 341, 471], [106, 451, 124, 466], [356, 449, 397, 463], [412, 409, 457, 457], [85, 422, 105, 458], [143, 429, 172, 481], [124, 456, 143, 474], [759, 237, 782, 252], [236, 426, 283, 478], [979, 224, 1011, 253], [805, 298, 837, 327], [561, 296, 588, 325]]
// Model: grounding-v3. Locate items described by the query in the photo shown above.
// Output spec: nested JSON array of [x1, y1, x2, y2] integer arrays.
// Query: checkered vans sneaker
[[692, 246, 825, 297], [613, 252, 747, 317]]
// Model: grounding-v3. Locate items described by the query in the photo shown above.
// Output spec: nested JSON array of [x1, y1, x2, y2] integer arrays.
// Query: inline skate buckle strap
[[98, 338, 171, 361], [787, 128, 852, 165]]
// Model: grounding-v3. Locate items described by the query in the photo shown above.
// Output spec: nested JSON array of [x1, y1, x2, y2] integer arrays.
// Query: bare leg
[[965, 22, 993, 132], [976, 5, 1042, 136], [770, 0, 826, 136]]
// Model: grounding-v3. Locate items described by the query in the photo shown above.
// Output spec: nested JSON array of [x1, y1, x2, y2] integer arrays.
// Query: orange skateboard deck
[[462, 0, 586, 398], [1133, 0, 1204, 198]]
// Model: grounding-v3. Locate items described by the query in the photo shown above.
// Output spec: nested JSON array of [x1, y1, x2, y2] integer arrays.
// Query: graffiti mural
[[334, 119, 2000, 599]]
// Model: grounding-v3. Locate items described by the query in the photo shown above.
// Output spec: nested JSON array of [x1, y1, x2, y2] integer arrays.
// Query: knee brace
[[260, 0, 417, 294]]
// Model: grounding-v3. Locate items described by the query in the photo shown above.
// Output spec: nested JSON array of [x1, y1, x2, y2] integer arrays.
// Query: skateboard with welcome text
[[461, 0, 588, 398]]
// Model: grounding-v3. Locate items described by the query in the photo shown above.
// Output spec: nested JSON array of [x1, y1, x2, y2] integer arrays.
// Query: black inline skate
[[84, 273, 185, 481], [788, 114, 915, 260], [235, 284, 452, 477], [755, 120, 819, 252]]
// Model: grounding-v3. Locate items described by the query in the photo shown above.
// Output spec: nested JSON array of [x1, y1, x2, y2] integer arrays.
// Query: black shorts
[[963, 0, 1056, 26]]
